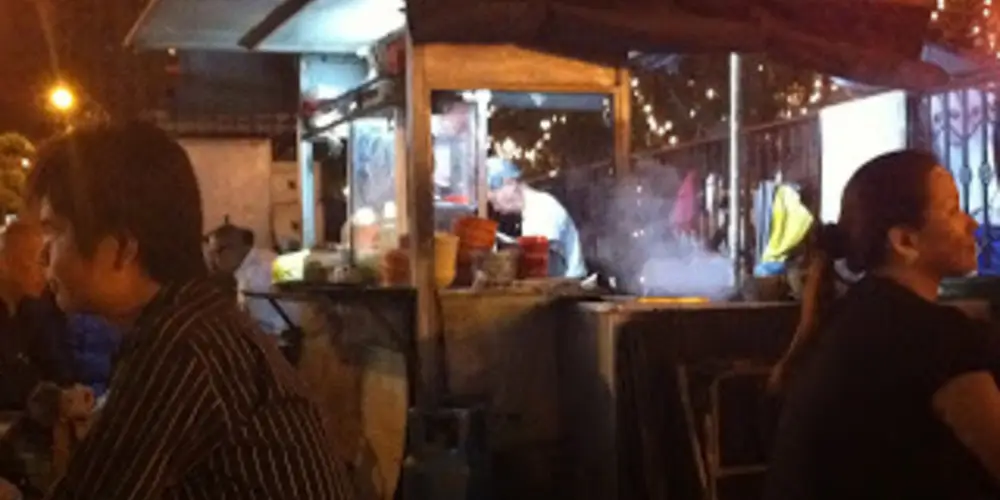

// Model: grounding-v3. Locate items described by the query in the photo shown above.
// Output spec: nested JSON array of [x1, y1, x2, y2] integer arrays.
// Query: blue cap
[[486, 157, 522, 190]]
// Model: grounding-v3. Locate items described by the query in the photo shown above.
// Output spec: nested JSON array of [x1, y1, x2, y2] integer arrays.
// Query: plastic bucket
[[453, 217, 498, 252]]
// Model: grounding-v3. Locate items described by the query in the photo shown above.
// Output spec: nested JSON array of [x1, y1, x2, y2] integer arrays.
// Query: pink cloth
[[670, 170, 698, 233]]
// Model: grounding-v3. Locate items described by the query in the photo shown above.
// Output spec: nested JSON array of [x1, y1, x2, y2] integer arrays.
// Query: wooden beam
[[239, 0, 315, 50]]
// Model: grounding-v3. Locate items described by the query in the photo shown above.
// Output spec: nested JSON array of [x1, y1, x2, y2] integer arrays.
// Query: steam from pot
[[585, 161, 735, 299]]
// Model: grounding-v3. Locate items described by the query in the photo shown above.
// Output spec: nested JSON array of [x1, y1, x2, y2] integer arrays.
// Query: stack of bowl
[[452, 217, 498, 286]]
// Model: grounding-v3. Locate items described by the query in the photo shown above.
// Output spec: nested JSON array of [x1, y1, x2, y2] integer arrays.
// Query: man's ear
[[111, 236, 140, 270]]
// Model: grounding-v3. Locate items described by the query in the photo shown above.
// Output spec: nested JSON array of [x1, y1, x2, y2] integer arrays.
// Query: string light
[[490, 113, 567, 165], [488, 60, 838, 169], [933, 0, 1000, 58]]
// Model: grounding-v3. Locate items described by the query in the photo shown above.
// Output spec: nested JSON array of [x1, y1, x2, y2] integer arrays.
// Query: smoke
[[591, 162, 735, 299]]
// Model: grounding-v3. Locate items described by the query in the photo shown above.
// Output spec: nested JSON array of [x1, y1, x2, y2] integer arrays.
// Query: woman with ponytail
[[767, 222, 844, 393], [765, 150, 1000, 499]]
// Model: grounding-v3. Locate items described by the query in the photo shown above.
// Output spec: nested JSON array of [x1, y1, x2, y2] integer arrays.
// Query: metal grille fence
[[908, 76, 1000, 272]]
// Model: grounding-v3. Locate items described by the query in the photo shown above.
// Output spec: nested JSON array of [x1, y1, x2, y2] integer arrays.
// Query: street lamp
[[49, 86, 75, 113]]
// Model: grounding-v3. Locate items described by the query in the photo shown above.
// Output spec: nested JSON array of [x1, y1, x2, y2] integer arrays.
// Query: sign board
[[819, 91, 908, 222]]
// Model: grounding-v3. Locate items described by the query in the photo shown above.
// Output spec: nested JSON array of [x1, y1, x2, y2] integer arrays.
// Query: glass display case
[[431, 96, 486, 231], [302, 79, 495, 280], [348, 116, 400, 258]]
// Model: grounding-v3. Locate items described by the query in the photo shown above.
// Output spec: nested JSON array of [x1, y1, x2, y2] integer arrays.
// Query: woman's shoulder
[[830, 280, 993, 363], [841, 277, 978, 325]]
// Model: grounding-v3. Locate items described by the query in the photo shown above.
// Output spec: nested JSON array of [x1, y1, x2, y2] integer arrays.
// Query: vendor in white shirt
[[487, 157, 587, 278], [205, 223, 299, 341]]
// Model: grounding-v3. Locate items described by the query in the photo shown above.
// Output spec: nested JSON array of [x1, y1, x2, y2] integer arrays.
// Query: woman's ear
[[886, 226, 920, 265]]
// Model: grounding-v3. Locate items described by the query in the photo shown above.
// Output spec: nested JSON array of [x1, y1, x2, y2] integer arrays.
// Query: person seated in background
[[0, 222, 78, 498], [0, 221, 72, 410], [204, 221, 299, 345]]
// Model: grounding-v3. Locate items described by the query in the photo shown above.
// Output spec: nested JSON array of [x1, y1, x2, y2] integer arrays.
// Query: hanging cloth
[[669, 170, 698, 234], [762, 184, 814, 264]]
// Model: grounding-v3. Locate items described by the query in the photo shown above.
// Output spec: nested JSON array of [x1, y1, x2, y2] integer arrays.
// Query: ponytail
[[768, 223, 844, 393]]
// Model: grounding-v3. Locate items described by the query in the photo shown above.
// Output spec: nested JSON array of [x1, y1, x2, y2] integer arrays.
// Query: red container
[[380, 248, 410, 286], [517, 236, 549, 279], [453, 216, 498, 252]]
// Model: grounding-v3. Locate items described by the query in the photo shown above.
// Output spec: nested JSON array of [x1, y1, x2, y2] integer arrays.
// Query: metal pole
[[728, 52, 742, 289], [298, 133, 316, 248]]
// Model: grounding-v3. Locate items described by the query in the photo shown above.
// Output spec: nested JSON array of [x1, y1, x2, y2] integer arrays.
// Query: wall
[[272, 161, 324, 249], [181, 138, 273, 247], [172, 51, 299, 116]]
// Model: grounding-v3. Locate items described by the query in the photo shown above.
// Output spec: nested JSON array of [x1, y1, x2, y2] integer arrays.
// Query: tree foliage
[[0, 133, 34, 217]]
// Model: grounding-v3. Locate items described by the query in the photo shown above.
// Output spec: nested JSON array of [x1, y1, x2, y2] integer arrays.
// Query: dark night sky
[[0, 0, 59, 139]]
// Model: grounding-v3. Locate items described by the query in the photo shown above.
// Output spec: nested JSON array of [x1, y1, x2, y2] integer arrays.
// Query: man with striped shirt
[[16, 122, 356, 499]]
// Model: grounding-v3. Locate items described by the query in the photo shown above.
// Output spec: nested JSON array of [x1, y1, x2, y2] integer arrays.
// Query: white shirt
[[235, 248, 300, 337], [520, 186, 587, 278]]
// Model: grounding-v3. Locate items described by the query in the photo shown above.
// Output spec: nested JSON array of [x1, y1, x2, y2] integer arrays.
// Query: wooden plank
[[422, 43, 621, 92]]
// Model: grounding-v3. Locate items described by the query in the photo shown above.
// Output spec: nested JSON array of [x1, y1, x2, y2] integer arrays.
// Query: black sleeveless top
[[765, 277, 1000, 499]]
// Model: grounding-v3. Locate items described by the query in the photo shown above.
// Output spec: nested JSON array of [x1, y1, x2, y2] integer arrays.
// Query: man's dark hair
[[26, 121, 207, 283]]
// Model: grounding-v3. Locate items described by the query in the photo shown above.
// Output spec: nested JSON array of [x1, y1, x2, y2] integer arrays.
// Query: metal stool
[[677, 360, 774, 500]]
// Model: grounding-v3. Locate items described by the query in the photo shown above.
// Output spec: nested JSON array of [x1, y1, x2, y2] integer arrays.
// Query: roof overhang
[[126, 0, 950, 89], [404, 0, 946, 89], [125, 0, 405, 53]]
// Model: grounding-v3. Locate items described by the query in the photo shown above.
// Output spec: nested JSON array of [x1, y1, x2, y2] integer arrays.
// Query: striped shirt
[[46, 280, 356, 500]]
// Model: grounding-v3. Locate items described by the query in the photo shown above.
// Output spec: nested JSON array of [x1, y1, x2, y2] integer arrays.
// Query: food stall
[[126, 1, 953, 498], [289, 41, 632, 497]]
